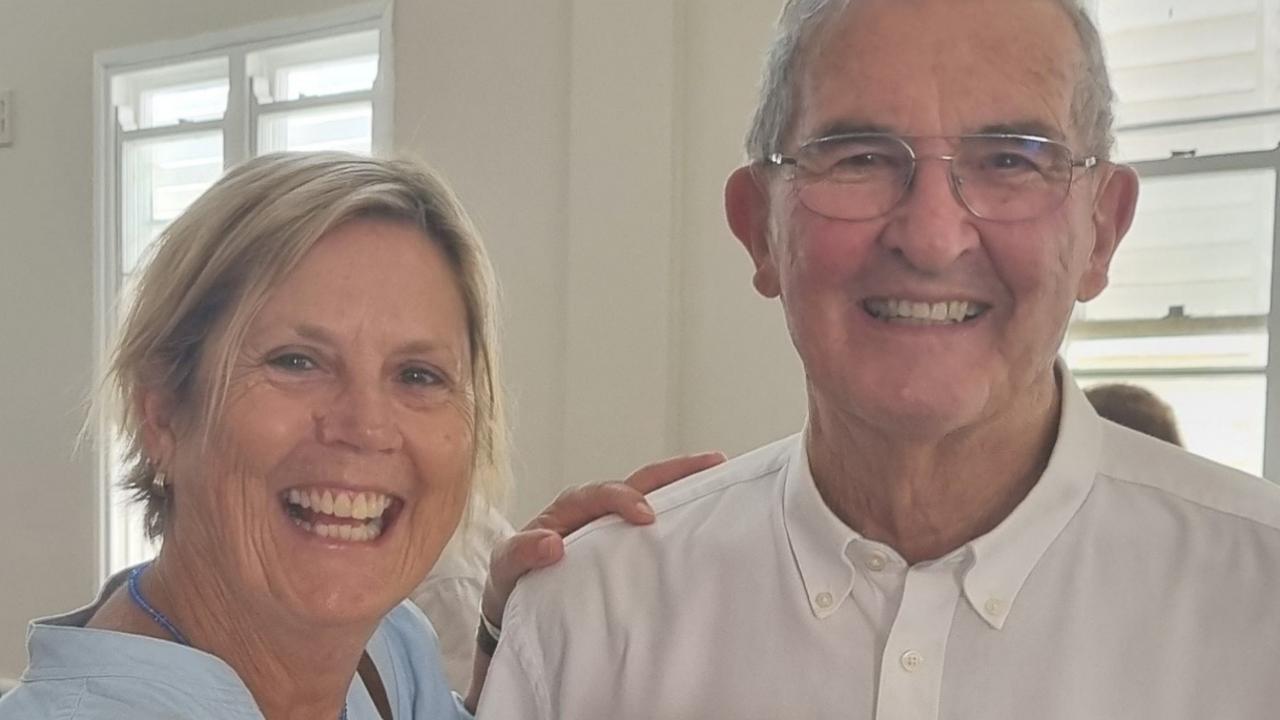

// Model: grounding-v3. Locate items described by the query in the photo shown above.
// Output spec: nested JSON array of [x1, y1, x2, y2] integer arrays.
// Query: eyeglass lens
[[793, 135, 1076, 222]]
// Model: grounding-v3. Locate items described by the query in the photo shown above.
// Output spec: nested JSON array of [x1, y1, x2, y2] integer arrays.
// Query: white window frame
[[91, 2, 394, 581], [1067, 112, 1280, 481]]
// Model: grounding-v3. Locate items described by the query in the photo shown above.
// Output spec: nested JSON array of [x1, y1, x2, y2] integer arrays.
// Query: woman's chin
[[265, 501, 420, 626], [275, 565, 412, 629]]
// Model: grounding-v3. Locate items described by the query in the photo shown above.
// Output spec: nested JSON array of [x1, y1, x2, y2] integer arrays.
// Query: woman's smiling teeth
[[864, 298, 987, 324], [282, 488, 395, 543]]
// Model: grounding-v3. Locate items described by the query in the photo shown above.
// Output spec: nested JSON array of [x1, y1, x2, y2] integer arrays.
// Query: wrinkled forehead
[[793, 0, 1085, 146]]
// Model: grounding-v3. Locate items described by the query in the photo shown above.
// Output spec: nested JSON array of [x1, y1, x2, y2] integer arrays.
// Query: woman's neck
[[132, 544, 375, 720]]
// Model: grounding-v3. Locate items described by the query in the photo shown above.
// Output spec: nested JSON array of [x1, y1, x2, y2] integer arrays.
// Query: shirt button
[[984, 598, 1005, 617], [900, 650, 924, 672], [867, 552, 888, 571], [815, 592, 834, 609]]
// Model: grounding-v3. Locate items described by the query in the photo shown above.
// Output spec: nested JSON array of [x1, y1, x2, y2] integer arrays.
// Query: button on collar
[[984, 597, 1005, 618]]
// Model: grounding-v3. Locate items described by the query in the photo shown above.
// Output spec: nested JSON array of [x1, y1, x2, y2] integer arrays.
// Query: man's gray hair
[[745, 0, 1116, 161]]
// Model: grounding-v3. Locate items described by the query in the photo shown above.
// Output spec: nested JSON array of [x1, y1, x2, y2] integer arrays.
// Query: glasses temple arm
[[765, 152, 798, 167]]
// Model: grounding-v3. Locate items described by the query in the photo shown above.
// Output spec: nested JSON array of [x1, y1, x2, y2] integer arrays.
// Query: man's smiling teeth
[[283, 488, 393, 543], [864, 298, 986, 324]]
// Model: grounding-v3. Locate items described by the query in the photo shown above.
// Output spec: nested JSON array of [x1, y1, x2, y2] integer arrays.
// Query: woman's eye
[[268, 353, 317, 372], [400, 366, 442, 387]]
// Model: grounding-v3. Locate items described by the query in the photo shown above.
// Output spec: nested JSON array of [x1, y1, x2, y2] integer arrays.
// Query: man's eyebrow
[[806, 120, 896, 141], [974, 121, 1065, 140], [803, 120, 1066, 143]]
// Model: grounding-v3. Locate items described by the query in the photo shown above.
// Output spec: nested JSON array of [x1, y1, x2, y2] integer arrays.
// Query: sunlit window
[[1071, 1, 1278, 479]]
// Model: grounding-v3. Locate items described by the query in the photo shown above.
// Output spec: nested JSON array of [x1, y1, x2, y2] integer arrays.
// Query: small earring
[[153, 470, 167, 494]]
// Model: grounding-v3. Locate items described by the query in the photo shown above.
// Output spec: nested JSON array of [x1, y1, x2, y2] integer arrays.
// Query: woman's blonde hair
[[108, 152, 508, 538]]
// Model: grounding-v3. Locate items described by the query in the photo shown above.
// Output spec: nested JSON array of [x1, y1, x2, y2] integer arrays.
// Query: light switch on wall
[[0, 91, 12, 147]]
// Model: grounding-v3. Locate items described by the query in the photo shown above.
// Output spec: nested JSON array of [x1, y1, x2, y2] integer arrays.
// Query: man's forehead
[[794, 0, 1082, 142]]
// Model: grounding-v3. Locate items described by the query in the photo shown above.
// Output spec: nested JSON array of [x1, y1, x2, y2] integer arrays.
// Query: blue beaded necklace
[[127, 562, 350, 720], [126, 564, 191, 644]]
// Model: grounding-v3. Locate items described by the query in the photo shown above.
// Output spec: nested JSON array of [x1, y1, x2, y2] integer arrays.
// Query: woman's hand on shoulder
[[463, 451, 724, 711], [482, 451, 725, 629]]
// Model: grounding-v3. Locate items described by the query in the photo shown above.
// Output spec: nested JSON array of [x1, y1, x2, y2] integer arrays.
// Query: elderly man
[[478, 0, 1280, 717]]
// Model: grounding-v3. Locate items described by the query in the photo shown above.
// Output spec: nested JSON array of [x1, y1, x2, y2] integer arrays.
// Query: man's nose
[[315, 379, 402, 453], [879, 159, 980, 273]]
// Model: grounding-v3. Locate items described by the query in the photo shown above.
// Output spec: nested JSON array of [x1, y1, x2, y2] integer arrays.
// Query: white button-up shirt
[[478, 374, 1280, 720]]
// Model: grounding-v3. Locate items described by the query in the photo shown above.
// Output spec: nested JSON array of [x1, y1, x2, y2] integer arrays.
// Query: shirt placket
[[873, 562, 961, 720]]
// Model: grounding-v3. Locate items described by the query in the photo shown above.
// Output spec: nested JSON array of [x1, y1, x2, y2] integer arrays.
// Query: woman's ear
[[725, 165, 782, 298], [138, 387, 179, 470]]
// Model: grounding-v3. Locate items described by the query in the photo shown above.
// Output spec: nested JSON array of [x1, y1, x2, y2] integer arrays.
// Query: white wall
[[677, 0, 808, 458], [393, 0, 575, 524], [395, 0, 804, 524], [0, 0, 800, 678]]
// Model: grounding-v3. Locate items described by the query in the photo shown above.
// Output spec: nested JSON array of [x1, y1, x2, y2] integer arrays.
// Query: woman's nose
[[314, 381, 402, 453]]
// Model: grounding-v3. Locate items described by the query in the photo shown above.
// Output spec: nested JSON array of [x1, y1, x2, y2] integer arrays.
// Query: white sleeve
[[473, 597, 552, 720]]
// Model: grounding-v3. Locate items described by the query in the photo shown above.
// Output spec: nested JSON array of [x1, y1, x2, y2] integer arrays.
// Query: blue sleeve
[[369, 601, 474, 720]]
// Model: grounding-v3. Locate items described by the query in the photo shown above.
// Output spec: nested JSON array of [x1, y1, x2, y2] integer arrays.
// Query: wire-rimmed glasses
[[764, 133, 1098, 223]]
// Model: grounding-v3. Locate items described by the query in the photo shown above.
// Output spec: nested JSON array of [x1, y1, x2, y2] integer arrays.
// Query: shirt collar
[[780, 363, 1102, 628], [782, 433, 860, 619], [22, 565, 260, 708], [961, 365, 1101, 629]]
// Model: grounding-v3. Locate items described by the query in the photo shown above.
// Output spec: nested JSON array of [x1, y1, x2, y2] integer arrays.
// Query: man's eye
[[400, 367, 442, 387], [835, 152, 890, 169], [985, 152, 1040, 172], [268, 353, 317, 372]]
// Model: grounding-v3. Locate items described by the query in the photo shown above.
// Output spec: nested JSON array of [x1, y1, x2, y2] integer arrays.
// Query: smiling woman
[[25, 153, 499, 720], [115, 153, 507, 547], [0, 152, 722, 720], [156, 215, 481, 628]]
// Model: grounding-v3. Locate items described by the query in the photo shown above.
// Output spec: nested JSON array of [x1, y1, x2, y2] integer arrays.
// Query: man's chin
[[812, 377, 993, 441], [865, 407, 986, 443]]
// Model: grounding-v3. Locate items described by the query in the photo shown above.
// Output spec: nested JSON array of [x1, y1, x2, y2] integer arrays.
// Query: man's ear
[[1078, 164, 1139, 302], [725, 165, 781, 298], [138, 387, 179, 471]]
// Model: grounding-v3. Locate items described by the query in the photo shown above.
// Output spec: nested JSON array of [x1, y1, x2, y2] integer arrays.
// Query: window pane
[[1098, 0, 1278, 129], [248, 30, 378, 103], [121, 132, 223, 274], [1116, 116, 1280, 164], [1077, 169, 1275, 321], [1081, 374, 1266, 476], [107, 497, 160, 573], [257, 102, 371, 154], [112, 58, 228, 130], [278, 55, 378, 100], [1066, 333, 1269, 371]]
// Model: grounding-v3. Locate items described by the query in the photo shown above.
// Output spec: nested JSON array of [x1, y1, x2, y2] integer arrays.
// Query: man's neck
[[807, 377, 1061, 565], [135, 545, 375, 720]]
